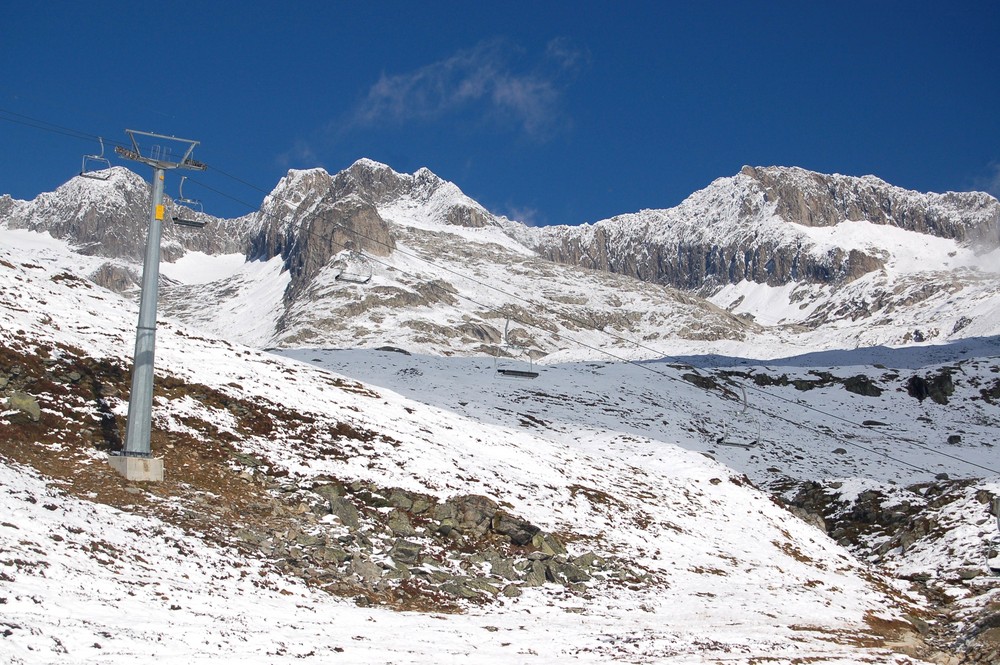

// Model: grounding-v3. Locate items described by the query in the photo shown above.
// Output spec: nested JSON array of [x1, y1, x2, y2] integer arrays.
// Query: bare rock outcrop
[[248, 167, 395, 298], [529, 166, 1000, 294], [0, 167, 248, 261], [89, 263, 139, 293], [744, 165, 1000, 244]]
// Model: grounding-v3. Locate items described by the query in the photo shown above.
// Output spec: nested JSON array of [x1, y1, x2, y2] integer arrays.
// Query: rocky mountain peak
[[45, 166, 148, 217], [0, 165, 245, 272], [333, 158, 410, 204], [738, 165, 1000, 244], [1, 167, 184, 262], [245, 159, 500, 310], [332, 160, 495, 229], [527, 165, 1000, 300], [248, 165, 396, 303], [259, 168, 335, 221]]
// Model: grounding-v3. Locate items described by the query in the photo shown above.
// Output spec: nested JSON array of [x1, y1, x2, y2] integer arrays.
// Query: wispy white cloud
[[489, 76, 558, 136], [545, 36, 587, 71], [979, 162, 1000, 199], [503, 203, 545, 227], [275, 138, 319, 169], [349, 39, 582, 140]]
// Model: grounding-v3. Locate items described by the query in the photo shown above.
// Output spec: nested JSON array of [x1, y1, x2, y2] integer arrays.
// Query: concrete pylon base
[[108, 455, 164, 482]]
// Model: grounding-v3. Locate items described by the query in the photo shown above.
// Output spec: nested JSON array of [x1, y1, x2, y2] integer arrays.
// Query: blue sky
[[1, 2, 997, 225]]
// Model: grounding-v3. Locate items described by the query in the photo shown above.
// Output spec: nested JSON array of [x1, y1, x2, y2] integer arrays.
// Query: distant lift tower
[[109, 130, 206, 482]]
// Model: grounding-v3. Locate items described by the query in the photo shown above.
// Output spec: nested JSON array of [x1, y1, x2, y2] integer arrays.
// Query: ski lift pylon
[[494, 319, 539, 379], [715, 384, 759, 448], [171, 176, 207, 228], [993, 496, 1000, 535], [80, 137, 112, 180]]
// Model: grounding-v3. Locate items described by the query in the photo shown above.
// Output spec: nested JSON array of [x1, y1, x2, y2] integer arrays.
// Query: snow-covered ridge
[[517, 166, 1000, 346], [746, 165, 1000, 227], [5, 159, 1000, 353], [532, 165, 999, 254]]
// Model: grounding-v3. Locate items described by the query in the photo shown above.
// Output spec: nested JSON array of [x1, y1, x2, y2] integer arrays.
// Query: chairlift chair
[[334, 250, 373, 284], [80, 137, 112, 180], [715, 385, 759, 448], [171, 176, 208, 228], [494, 319, 539, 379]]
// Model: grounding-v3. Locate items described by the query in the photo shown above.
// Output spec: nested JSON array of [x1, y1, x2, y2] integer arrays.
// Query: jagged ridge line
[[3, 107, 994, 476]]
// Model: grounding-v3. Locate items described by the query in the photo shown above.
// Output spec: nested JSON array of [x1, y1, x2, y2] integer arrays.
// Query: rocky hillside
[[524, 165, 1000, 293], [782, 477, 1000, 663], [0, 167, 248, 262]]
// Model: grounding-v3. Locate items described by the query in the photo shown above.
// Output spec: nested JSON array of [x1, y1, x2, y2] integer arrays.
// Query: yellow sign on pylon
[[155, 204, 165, 220]]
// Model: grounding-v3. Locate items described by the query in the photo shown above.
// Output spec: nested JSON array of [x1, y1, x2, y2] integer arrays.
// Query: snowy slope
[[3, 162, 1000, 661], [0, 219, 936, 663], [279, 341, 1000, 490], [707, 217, 1000, 344]]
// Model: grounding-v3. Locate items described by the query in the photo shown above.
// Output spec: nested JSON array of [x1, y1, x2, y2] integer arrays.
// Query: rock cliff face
[[245, 159, 502, 300], [331, 158, 496, 228], [0, 167, 247, 262], [247, 167, 395, 299], [527, 166, 1000, 294], [0, 194, 14, 220], [746, 166, 999, 243]]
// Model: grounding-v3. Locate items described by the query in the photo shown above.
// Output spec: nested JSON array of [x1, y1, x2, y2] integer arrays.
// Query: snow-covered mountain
[[4, 160, 999, 354], [2, 160, 1000, 663], [525, 165, 1000, 347], [526, 165, 999, 290], [0, 166, 248, 262], [0, 160, 758, 354]]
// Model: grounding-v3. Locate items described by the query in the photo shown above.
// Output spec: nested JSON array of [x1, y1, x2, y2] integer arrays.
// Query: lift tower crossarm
[[110, 129, 206, 482], [115, 129, 207, 171]]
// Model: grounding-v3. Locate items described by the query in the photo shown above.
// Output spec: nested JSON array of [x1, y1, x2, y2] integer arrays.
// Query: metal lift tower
[[109, 130, 206, 481]]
